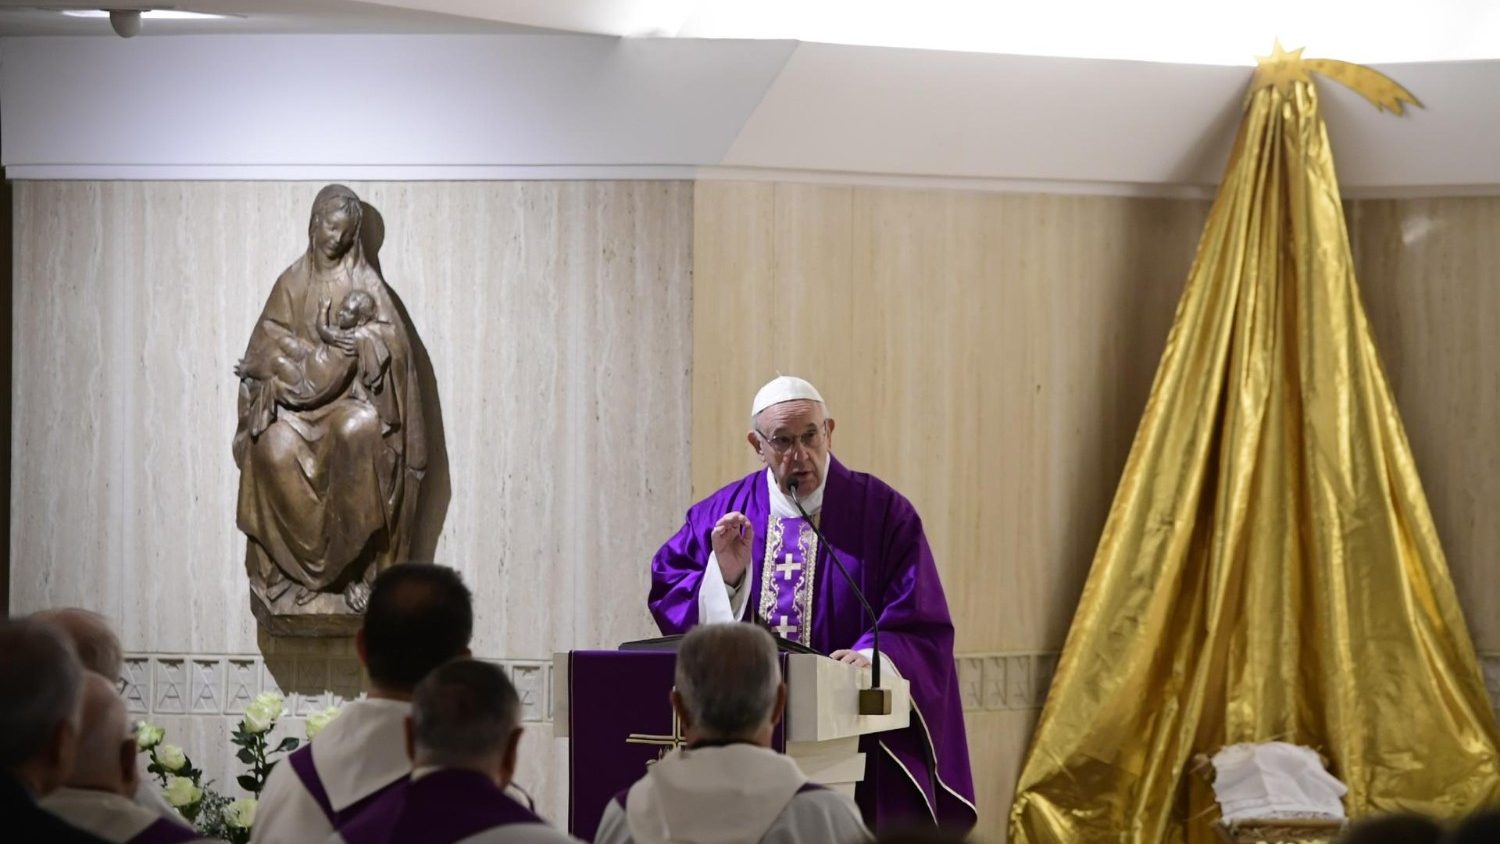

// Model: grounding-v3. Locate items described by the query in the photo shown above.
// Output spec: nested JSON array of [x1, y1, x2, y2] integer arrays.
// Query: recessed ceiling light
[[59, 9, 230, 20]]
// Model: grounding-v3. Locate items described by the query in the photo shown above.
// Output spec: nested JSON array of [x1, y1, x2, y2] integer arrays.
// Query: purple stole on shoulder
[[128, 817, 201, 844], [338, 769, 547, 844], [288, 744, 404, 828]]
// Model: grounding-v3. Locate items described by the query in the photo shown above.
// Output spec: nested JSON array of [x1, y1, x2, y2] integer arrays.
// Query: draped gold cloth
[[1009, 51, 1500, 843]]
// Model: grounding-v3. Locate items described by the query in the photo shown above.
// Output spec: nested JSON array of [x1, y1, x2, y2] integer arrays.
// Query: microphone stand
[[790, 480, 892, 716]]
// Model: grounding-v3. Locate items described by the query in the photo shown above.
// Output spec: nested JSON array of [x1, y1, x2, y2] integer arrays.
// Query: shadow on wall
[[257, 630, 366, 702], [256, 200, 452, 696], [360, 201, 453, 566]]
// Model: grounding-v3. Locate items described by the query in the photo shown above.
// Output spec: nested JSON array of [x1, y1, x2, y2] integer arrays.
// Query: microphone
[[788, 476, 892, 716]]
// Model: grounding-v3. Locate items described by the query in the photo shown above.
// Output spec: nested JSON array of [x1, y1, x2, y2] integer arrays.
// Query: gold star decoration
[[1249, 39, 1422, 115], [1252, 40, 1312, 96]]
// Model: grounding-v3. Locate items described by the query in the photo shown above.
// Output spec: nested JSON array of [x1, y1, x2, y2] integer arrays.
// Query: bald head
[[34, 609, 122, 680], [67, 673, 135, 795]]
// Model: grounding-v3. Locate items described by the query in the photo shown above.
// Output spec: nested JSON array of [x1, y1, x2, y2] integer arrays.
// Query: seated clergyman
[[1, 618, 111, 844], [254, 564, 476, 843], [40, 673, 211, 843], [34, 608, 178, 819], [330, 659, 577, 844], [594, 623, 871, 844]]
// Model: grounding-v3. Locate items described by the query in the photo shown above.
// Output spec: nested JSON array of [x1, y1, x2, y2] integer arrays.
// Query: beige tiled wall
[[13, 180, 1500, 842], [692, 183, 1500, 842], [9, 180, 694, 819]]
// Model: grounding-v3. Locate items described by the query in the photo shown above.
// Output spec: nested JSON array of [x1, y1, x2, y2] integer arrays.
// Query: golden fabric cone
[[1009, 57, 1500, 843]]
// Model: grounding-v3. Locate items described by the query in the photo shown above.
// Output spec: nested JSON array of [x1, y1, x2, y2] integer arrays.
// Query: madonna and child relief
[[233, 185, 428, 635]]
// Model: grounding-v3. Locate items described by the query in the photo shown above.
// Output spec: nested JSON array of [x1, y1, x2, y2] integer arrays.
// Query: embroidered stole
[[757, 516, 818, 645]]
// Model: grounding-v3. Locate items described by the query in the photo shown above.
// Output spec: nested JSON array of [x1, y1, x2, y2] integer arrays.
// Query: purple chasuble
[[337, 769, 547, 844], [648, 456, 977, 832], [128, 817, 201, 844]]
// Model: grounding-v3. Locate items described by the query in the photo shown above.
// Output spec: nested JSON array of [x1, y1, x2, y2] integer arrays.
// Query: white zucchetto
[[751, 376, 825, 419]]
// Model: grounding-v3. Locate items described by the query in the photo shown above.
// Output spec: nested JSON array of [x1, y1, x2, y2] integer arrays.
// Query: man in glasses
[[648, 376, 976, 835]]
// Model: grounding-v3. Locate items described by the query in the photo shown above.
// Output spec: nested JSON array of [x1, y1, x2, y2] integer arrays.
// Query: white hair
[[675, 624, 781, 738], [33, 608, 122, 680]]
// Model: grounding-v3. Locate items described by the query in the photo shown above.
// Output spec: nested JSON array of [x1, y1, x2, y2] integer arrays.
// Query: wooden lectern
[[554, 648, 910, 839]]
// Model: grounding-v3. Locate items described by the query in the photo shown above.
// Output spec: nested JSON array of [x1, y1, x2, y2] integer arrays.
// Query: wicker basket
[[1213, 817, 1346, 843], [1190, 753, 1346, 843]]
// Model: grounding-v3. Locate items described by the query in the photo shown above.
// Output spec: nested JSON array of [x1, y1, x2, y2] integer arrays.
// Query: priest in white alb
[[594, 624, 870, 844], [41, 674, 211, 844], [330, 660, 574, 844], [254, 565, 475, 843]]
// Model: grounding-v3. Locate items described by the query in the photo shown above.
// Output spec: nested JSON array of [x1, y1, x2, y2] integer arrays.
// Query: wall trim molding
[[119, 652, 553, 724], [106, 645, 1500, 727], [954, 652, 1059, 713]]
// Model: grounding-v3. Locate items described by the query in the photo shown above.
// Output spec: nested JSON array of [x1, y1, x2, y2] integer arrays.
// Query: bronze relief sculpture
[[234, 185, 426, 634]]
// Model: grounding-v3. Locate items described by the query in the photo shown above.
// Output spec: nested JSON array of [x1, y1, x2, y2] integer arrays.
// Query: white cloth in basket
[[1211, 742, 1347, 822]]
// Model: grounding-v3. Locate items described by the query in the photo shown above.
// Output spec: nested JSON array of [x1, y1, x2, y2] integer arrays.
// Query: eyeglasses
[[754, 423, 828, 455]]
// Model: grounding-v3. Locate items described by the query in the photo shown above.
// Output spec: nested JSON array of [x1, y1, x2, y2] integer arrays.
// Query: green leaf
[[276, 736, 299, 753], [236, 747, 257, 764], [236, 774, 259, 791]]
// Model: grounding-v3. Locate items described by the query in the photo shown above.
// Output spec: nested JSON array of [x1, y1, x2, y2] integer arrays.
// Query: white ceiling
[[358, 0, 1500, 65], [4, 0, 1498, 64], [3, 4, 1498, 194]]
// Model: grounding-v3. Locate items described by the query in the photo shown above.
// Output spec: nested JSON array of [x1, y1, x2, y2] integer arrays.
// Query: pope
[[648, 376, 977, 832]]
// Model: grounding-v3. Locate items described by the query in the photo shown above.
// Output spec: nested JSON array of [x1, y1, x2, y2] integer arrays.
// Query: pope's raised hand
[[711, 511, 753, 586]]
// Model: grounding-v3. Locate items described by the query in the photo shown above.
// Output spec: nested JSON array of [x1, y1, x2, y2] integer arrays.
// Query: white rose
[[162, 775, 202, 808], [156, 743, 187, 772], [242, 706, 274, 735], [242, 692, 285, 735], [226, 797, 258, 829], [305, 705, 342, 740], [135, 722, 164, 750], [251, 691, 285, 713]]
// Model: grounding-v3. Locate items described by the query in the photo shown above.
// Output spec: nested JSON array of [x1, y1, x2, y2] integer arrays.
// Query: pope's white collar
[[766, 453, 831, 519]]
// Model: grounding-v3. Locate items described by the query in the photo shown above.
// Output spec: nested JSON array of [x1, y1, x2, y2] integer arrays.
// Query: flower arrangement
[[138, 692, 341, 844]]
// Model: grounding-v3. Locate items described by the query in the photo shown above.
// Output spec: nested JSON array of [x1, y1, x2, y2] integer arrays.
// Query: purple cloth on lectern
[[649, 455, 977, 832], [336, 768, 546, 844], [566, 650, 787, 840]]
